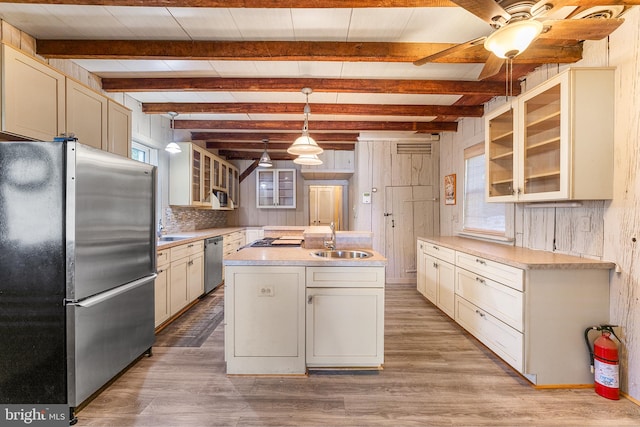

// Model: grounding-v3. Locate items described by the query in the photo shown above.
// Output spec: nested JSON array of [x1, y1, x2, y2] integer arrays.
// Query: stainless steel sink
[[312, 249, 373, 259], [157, 236, 190, 242]]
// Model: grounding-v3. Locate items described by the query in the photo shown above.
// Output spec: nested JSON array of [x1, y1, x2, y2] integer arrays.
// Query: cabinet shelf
[[491, 177, 514, 185], [490, 151, 514, 161], [526, 137, 560, 156], [525, 170, 560, 181]]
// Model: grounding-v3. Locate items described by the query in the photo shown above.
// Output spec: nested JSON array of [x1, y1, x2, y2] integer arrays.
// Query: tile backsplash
[[163, 206, 227, 234]]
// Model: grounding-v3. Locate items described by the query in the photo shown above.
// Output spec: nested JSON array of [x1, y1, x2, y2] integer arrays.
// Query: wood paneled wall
[[438, 7, 640, 401]]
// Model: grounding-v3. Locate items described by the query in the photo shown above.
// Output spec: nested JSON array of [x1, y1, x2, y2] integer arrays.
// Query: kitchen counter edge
[[157, 227, 245, 250], [224, 246, 387, 267], [419, 236, 615, 270]]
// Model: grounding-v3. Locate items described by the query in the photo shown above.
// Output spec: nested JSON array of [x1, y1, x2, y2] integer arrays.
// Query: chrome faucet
[[324, 222, 336, 250]]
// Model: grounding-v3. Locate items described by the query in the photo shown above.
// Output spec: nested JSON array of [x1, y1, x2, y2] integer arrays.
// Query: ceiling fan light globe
[[287, 134, 323, 155], [484, 19, 543, 59], [293, 154, 323, 165], [165, 142, 182, 153]]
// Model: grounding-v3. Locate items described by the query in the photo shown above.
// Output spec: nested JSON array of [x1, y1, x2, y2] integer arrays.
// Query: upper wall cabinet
[[256, 169, 296, 209], [1, 44, 132, 157], [486, 68, 614, 203], [106, 100, 132, 157], [169, 142, 239, 209], [66, 78, 108, 150], [1, 44, 65, 141]]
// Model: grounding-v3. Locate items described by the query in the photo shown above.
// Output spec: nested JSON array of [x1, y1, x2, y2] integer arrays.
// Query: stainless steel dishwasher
[[204, 236, 224, 294]]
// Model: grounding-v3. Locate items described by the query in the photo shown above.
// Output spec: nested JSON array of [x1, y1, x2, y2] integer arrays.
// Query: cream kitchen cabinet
[[1, 43, 65, 141], [224, 266, 306, 374], [169, 240, 204, 316], [106, 100, 132, 157], [169, 142, 206, 207], [222, 230, 245, 278], [170, 143, 238, 209], [155, 249, 171, 328], [305, 266, 385, 368], [256, 169, 296, 208], [66, 78, 107, 150], [416, 240, 455, 318], [486, 67, 614, 202]]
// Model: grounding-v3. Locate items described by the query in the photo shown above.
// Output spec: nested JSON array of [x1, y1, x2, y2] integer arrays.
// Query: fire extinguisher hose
[[584, 324, 620, 373]]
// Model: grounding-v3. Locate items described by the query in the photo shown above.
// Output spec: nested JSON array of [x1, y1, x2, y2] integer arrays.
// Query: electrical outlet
[[258, 285, 274, 297], [579, 216, 591, 232]]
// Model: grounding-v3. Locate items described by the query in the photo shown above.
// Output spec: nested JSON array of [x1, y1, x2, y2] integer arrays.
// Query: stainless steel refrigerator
[[0, 140, 156, 418]]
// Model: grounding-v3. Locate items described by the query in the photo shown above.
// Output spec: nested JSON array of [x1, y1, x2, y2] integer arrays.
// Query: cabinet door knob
[[307, 295, 313, 304], [475, 277, 486, 284], [475, 309, 486, 318], [433, 262, 438, 268]]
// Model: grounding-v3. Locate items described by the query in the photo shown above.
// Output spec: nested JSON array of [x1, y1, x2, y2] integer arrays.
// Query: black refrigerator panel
[[69, 143, 156, 300], [0, 142, 67, 403]]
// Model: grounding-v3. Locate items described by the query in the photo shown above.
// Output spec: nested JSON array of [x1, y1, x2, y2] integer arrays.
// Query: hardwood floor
[[77, 283, 640, 426]]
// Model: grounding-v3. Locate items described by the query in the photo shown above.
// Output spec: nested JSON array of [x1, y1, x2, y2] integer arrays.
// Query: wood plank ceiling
[[0, 0, 632, 159]]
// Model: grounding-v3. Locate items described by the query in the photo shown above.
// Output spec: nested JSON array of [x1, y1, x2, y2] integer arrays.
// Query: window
[[131, 141, 151, 164], [462, 143, 507, 237]]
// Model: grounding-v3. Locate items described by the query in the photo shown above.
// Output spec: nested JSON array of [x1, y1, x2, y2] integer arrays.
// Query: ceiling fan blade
[[478, 55, 504, 80], [413, 37, 485, 66], [539, 18, 625, 40], [450, 0, 511, 25]]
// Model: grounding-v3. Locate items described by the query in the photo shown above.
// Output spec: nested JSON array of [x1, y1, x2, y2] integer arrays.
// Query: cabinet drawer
[[455, 252, 523, 291], [455, 267, 523, 332], [423, 242, 455, 263], [171, 240, 204, 260], [455, 296, 523, 372], [157, 249, 170, 268], [306, 267, 385, 288]]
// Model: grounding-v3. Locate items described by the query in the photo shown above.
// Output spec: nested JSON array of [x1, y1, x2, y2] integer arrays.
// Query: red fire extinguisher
[[585, 325, 620, 400]]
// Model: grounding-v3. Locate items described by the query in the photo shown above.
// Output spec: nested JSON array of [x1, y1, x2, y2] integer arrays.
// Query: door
[[309, 185, 339, 226], [385, 186, 436, 283], [70, 143, 156, 300], [67, 276, 155, 406]]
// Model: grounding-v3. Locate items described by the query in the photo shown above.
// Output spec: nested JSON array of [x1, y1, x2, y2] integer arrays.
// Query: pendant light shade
[[258, 138, 273, 167], [287, 88, 323, 156], [165, 111, 182, 154], [293, 153, 323, 165], [484, 20, 543, 59]]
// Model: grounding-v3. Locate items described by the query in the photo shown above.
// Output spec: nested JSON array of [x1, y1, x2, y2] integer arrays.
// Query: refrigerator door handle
[[66, 274, 157, 308]]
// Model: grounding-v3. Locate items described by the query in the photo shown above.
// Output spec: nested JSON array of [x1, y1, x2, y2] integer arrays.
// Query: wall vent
[[396, 142, 432, 155]]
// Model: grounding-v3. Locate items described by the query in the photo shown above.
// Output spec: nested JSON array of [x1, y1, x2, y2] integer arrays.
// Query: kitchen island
[[224, 245, 386, 375]]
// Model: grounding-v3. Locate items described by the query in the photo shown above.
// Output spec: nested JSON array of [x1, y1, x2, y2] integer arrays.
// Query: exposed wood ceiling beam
[[102, 77, 515, 97], [143, 102, 484, 118], [220, 150, 296, 161], [205, 141, 355, 151], [176, 120, 457, 132], [36, 39, 582, 65], [192, 132, 358, 142], [0, 0, 458, 7]]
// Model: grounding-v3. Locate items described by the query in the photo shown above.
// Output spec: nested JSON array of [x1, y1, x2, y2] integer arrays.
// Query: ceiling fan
[[414, 0, 626, 80]]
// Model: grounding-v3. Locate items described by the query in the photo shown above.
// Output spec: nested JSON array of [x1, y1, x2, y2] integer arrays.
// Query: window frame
[[460, 142, 514, 242]]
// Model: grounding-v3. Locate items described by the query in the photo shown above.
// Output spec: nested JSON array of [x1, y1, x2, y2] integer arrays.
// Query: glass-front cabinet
[[169, 142, 240, 209], [485, 67, 614, 203], [256, 169, 296, 209], [486, 103, 516, 201]]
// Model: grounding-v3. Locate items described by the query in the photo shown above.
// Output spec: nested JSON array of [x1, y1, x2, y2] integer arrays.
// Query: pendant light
[[287, 87, 323, 156], [165, 111, 182, 154], [258, 138, 273, 167], [293, 153, 323, 166]]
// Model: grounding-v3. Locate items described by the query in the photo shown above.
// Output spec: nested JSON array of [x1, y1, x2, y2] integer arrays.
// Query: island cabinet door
[[225, 266, 306, 375], [306, 287, 384, 368]]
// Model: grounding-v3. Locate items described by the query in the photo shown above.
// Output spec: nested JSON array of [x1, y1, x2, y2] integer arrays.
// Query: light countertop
[[419, 236, 615, 270], [157, 227, 245, 250], [224, 246, 387, 267]]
